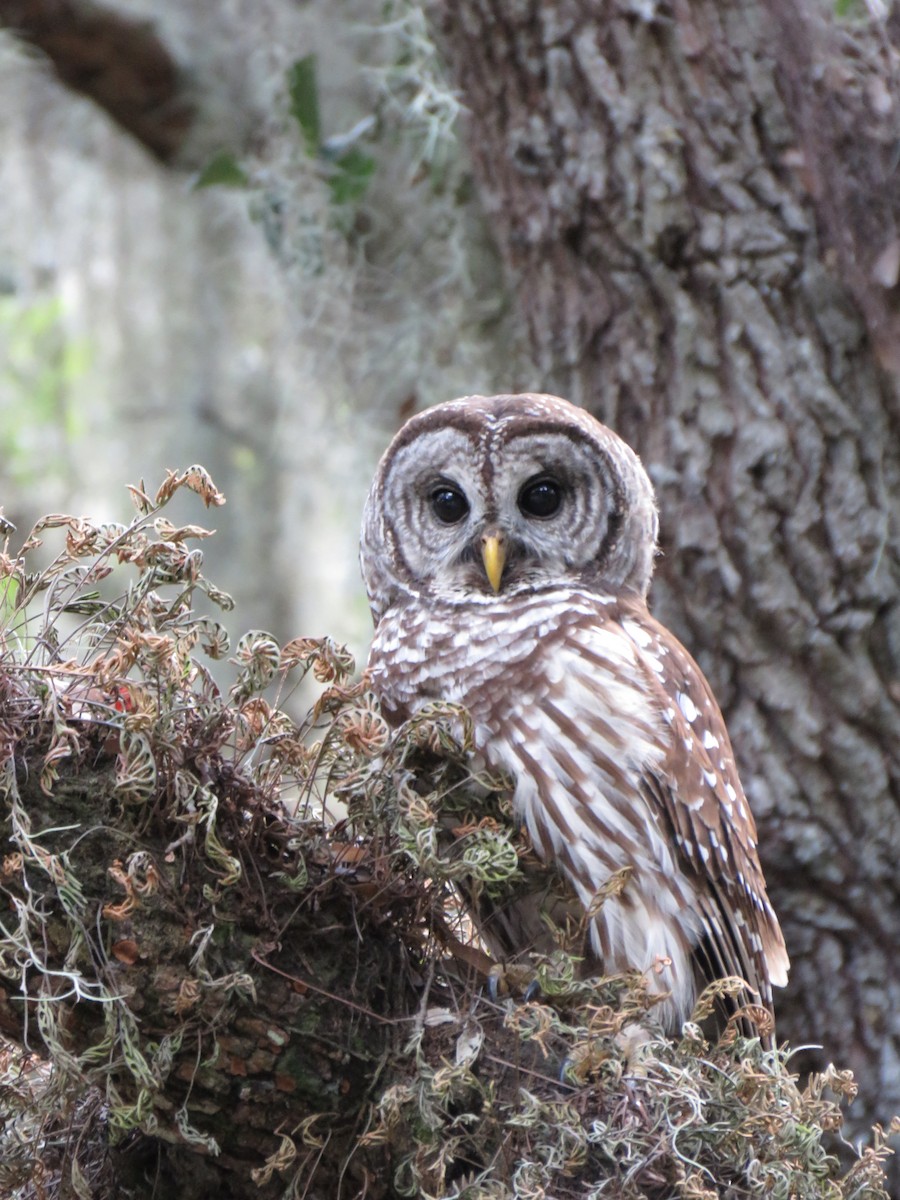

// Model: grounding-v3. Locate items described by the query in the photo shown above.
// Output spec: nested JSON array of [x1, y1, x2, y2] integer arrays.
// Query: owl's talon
[[487, 961, 540, 1003], [522, 977, 542, 1003], [487, 969, 502, 1004]]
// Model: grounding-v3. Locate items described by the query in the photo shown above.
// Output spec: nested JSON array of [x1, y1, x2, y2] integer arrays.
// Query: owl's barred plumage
[[361, 393, 788, 1033]]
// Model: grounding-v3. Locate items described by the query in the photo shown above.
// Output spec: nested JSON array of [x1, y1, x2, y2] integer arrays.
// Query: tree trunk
[[434, 0, 900, 1173]]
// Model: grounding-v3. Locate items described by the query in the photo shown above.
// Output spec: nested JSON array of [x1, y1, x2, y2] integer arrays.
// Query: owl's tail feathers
[[696, 879, 789, 1003], [692, 888, 789, 1050], [763, 919, 790, 990]]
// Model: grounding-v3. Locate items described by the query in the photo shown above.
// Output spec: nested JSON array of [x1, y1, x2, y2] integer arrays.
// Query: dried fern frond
[[0, 471, 894, 1199]]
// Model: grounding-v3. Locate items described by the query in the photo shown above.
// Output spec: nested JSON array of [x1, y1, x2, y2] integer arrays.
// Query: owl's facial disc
[[362, 394, 661, 622], [375, 421, 634, 602]]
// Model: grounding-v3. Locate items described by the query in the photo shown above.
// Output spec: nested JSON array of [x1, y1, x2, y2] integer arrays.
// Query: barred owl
[[360, 393, 788, 1032]]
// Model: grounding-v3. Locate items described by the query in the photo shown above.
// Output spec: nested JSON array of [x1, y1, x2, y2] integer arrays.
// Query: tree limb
[[0, 0, 193, 161]]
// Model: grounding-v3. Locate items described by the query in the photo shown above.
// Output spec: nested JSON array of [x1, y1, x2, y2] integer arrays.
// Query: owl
[[360, 392, 788, 1033]]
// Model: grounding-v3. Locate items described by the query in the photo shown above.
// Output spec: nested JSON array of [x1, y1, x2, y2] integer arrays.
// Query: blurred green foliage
[[193, 150, 250, 189], [196, 53, 377, 221], [0, 295, 91, 485], [288, 53, 376, 210], [288, 55, 321, 156]]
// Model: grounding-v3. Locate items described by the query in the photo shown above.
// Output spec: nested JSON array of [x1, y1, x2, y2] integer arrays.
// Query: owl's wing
[[615, 600, 789, 1011]]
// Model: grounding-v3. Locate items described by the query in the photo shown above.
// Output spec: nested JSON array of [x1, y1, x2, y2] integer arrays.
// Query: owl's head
[[361, 393, 659, 621]]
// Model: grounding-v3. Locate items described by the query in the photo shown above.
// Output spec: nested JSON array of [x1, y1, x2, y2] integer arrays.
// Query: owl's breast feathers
[[367, 586, 788, 1029]]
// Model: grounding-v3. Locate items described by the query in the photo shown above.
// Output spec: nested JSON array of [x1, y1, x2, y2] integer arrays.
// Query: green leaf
[[0, 575, 19, 620], [288, 56, 321, 156], [329, 148, 376, 207], [193, 151, 249, 190]]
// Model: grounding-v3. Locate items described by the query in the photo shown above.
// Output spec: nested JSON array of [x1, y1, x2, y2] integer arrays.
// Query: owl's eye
[[518, 477, 562, 518], [430, 485, 470, 524]]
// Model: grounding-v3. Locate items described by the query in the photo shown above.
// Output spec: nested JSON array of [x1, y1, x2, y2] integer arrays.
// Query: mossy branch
[[0, 474, 894, 1199]]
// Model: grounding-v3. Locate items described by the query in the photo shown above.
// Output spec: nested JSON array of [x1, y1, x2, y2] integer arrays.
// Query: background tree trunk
[[434, 0, 900, 1174]]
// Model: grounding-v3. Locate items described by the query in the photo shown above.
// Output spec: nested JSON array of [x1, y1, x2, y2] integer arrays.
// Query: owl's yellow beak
[[481, 531, 507, 593]]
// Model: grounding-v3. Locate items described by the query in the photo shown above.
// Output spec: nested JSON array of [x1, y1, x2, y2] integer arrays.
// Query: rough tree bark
[[434, 0, 900, 1173]]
